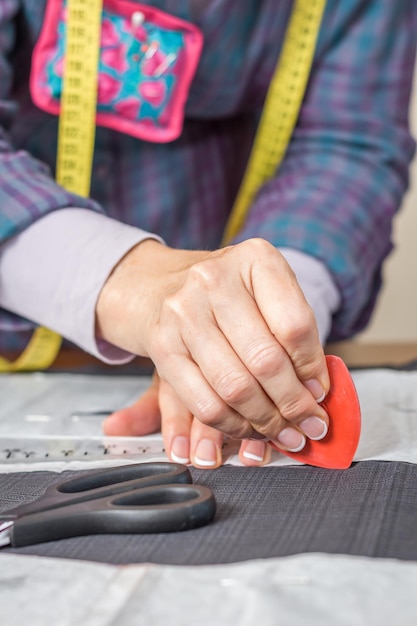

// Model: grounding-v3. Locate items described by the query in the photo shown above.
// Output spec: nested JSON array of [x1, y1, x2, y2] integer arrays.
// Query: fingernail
[[304, 379, 326, 403], [276, 428, 306, 452], [194, 439, 218, 467], [243, 439, 266, 462], [171, 436, 190, 464], [300, 416, 328, 441]]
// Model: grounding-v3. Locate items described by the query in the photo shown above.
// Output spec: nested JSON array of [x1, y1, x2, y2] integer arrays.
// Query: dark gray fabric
[[1, 461, 417, 564]]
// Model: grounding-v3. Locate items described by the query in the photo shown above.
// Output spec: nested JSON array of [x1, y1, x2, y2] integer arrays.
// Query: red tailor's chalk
[[271, 355, 361, 470]]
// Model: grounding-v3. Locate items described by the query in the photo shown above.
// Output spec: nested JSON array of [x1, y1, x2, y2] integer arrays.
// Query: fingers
[[102, 373, 161, 436], [239, 438, 271, 466], [153, 240, 329, 450], [159, 377, 192, 465], [190, 420, 223, 469], [249, 239, 329, 392], [99, 238, 330, 453], [102, 376, 280, 469], [159, 378, 223, 468], [185, 272, 329, 447], [157, 352, 256, 441], [159, 381, 272, 469]]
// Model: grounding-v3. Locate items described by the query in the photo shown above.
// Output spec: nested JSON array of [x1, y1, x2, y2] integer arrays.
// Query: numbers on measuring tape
[[56, 0, 103, 197]]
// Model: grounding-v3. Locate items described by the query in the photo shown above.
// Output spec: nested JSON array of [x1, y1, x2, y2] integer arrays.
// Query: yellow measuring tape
[[222, 0, 326, 244], [0, 0, 325, 372], [0, 0, 102, 373]]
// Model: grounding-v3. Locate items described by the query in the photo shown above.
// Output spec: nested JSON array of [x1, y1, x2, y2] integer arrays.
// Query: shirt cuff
[[0, 208, 163, 363], [279, 248, 341, 344]]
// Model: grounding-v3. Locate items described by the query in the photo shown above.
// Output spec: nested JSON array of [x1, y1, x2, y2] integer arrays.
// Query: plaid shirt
[[0, 0, 416, 353]]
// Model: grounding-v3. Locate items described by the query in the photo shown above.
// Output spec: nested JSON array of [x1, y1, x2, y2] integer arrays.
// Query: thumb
[[102, 372, 161, 436]]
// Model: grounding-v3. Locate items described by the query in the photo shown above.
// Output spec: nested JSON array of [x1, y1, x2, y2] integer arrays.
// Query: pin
[[131, 11, 145, 29], [154, 52, 177, 77], [144, 40, 159, 59]]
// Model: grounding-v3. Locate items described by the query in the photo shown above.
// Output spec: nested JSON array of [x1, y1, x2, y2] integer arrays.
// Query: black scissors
[[0, 462, 216, 548]]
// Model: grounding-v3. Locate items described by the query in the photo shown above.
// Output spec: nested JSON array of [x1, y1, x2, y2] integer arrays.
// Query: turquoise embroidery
[[31, 1, 203, 141], [44, 8, 185, 127]]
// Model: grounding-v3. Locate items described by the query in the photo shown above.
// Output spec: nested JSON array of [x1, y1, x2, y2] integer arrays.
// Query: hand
[[97, 237, 330, 454], [103, 372, 273, 468]]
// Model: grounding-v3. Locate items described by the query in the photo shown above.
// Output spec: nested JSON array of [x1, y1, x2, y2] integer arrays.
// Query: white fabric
[[1, 552, 417, 625], [0, 367, 417, 472]]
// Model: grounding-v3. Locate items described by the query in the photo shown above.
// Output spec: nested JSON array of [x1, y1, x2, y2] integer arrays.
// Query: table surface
[[2, 343, 417, 626], [4, 341, 417, 373], [326, 341, 417, 368], [1, 342, 417, 566], [2, 460, 417, 565]]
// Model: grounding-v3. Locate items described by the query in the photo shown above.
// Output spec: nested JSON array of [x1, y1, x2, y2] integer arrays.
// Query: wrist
[[96, 240, 210, 355], [95, 239, 163, 353]]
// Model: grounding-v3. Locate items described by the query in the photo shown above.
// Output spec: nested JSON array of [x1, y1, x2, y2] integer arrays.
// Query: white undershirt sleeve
[[0, 208, 162, 363], [0, 210, 340, 365], [279, 247, 341, 344]]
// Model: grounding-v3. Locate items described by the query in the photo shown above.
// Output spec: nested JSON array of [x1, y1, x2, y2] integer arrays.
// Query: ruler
[[0, 435, 167, 464], [0, 435, 242, 468]]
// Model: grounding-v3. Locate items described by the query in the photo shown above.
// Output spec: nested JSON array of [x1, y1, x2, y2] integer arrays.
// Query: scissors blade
[[0, 521, 13, 548]]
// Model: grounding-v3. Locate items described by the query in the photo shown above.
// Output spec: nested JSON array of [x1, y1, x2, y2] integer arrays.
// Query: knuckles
[[243, 340, 286, 378], [277, 307, 317, 347], [146, 238, 323, 441], [212, 367, 255, 406], [186, 257, 227, 294], [277, 394, 314, 423], [237, 237, 277, 257], [192, 396, 252, 439], [156, 259, 225, 323]]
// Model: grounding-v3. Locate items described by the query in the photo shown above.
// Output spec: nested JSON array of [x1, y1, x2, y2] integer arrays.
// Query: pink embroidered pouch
[[30, 0, 203, 142]]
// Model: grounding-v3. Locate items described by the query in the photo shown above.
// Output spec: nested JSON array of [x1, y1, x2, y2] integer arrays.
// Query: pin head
[[131, 11, 145, 29]]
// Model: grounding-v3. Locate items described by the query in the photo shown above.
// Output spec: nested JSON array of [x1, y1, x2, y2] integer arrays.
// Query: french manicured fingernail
[[276, 428, 306, 452], [194, 439, 218, 467], [300, 416, 328, 441], [277, 428, 306, 452], [243, 439, 266, 462], [171, 436, 190, 464], [305, 379, 326, 402]]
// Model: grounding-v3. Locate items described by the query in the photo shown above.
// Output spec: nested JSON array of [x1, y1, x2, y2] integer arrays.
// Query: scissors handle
[[9, 484, 216, 547], [0, 462, 192, 520]]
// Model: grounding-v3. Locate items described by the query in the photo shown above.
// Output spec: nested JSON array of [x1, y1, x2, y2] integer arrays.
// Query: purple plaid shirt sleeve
[[0, 0, 416, 352]]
